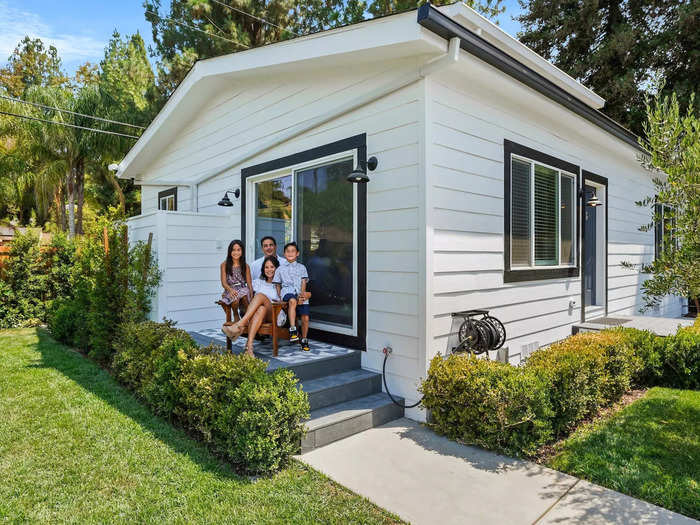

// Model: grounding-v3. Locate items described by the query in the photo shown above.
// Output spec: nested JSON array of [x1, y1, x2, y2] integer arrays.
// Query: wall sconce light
[[217, 188, 240, 207], [579, 188, 602, 207], [347, 156, 378, 183], [586, 194, 602, 207]]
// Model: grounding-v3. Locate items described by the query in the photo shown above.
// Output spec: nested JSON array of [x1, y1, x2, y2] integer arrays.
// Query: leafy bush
[[524, 335, 608, 437], [422, 321, 699, 459], [111, 320, 189, 392], [610, 325, 699, 389], [111, 320, 309, 475], [421, 354, 552, 456], [221, 369, 308, 473], [655, 325, 700, 389], [0, 230, 75, 328], [48, 298, 89, 349], [595, 330, 643, 402], [142, 331, 200, 416], [611, 327, 661, 386]]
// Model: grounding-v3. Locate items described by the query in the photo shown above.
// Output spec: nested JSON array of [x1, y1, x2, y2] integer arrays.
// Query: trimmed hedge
[[525, 330, 642, 437], [421, 318, 700, 457], [422, 355, 552, 455], [110, 320, 309, 475]]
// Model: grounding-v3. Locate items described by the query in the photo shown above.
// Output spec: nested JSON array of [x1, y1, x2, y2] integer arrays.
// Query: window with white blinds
[[510, 155, 576, 269]]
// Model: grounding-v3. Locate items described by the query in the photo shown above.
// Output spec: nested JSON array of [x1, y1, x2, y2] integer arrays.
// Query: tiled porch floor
[[188, 327, 357, 371]]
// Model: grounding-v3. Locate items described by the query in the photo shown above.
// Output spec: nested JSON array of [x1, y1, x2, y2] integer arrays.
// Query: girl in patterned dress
[[219, 240, 252, 317]]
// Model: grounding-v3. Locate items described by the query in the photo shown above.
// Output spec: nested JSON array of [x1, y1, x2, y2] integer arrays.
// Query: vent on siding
[[521, 341, 539, 358]]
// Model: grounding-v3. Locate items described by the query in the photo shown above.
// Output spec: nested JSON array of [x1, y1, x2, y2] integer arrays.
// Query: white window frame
[[159, 194, 175, 211], [510, 153, 578, 271], [245, 149, 359, 337]]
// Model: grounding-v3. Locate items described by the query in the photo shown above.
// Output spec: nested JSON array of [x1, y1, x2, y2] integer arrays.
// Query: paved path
[[299, 418, 697, 525], [576, 315, 694, 336]]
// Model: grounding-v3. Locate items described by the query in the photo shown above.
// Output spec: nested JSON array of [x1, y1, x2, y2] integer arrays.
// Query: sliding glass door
[[248, 155, 357, 335]]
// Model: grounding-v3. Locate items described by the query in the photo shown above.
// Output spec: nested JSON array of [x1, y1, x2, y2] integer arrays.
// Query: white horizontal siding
[[427, 56, 681, 364], [133, 59, 427, 411]]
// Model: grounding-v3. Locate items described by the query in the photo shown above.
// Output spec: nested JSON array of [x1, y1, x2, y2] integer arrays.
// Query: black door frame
[[240, 134, 367, 349], [580, 170, 608, 323]]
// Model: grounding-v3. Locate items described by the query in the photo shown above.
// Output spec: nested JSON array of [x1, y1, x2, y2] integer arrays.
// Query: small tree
[[629, 91, 700, 313]]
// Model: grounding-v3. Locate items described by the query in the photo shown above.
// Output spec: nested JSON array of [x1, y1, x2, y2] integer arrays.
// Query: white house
[[118, 2, 683, 417]]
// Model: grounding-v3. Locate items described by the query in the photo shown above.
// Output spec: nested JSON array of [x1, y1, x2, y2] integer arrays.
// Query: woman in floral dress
[[219, 240, 252, 317]]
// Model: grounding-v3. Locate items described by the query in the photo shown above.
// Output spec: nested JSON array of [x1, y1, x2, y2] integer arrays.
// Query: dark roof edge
[[417, 4, 644, 153]]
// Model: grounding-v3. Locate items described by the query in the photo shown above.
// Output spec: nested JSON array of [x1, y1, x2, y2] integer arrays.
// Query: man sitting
[[250, 236, 287, 280], [273, 242, 311, 351]]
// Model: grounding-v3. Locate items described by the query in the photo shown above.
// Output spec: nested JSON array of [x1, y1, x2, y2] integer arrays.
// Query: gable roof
[[116, 3, 641, 179]]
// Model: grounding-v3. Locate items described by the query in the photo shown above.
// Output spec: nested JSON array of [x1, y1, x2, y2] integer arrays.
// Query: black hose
[[382, 350, 422, 409]]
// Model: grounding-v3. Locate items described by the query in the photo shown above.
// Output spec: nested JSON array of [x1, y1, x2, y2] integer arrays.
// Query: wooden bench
[[215, 299, 289, 357]]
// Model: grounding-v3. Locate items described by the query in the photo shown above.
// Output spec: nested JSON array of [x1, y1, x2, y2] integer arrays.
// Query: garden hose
[[382, 346, 423, 409]]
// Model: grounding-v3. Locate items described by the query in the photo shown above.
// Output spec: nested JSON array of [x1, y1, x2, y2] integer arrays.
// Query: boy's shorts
[[283, 293, 310, 316]]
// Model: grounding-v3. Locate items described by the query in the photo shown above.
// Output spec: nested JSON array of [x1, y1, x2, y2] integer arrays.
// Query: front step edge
[[301, 392, 404, 453]]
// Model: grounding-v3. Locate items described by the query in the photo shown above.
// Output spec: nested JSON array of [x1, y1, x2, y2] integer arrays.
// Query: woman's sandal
[[222, 322, 243, 342]]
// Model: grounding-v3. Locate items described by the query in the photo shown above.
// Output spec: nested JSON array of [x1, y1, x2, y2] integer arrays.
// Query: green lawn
[[0, 328, 402, 524], [548, 387, 700, 520]]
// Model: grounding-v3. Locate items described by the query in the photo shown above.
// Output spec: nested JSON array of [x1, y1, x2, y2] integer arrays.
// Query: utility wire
[[209, 0, 301, 37], [0, 110, 140, 139], [0, 94, 146, 130], [146, 9, 250, 48]]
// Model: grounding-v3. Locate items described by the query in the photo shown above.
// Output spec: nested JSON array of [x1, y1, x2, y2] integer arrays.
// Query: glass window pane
[[296, 158, 354, 328], [511, 158, 532, 267], [560, 175, 574, 265], [534, 164, 558, 266], [254, 176, 292, 259]]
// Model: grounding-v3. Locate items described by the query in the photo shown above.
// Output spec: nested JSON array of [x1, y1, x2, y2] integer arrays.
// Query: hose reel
[[449, 310, 506, 356]]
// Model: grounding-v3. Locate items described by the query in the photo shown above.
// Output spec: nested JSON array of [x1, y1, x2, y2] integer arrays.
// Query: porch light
[[579, 188, 602, 207], [586, 194, 602, 207], [217, 188, 240, 207], [347, 156, 378, 183]]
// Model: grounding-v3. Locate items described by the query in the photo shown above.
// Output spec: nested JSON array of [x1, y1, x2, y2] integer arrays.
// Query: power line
[[0, 94, 146, 130], [209, 0, 301, 37], [0, 110, 140, 139], [146, 9, 250, 48]]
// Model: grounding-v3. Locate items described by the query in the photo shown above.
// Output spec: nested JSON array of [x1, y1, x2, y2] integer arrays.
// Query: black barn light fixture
[[579, 187, 602, 207], [217, 188, 240, 207], [347, 156, 378, 183]]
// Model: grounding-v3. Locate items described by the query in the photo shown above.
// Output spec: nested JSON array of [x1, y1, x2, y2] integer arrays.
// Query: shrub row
[[111, 321, 309, 475], [46, 219, 160, 365], [421, 318, 700, 457]]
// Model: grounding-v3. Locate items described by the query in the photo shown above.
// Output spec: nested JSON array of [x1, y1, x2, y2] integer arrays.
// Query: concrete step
[[301, 369, 382, 411], [281, 349, 362, 381], [301, 392, 404, 453]]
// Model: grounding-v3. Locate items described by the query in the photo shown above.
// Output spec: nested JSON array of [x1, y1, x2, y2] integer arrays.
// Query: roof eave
[[417, 3, 644, 153]]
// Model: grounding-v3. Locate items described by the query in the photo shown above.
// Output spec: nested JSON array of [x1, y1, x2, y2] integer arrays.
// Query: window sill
[[504, 266, 579, 283]]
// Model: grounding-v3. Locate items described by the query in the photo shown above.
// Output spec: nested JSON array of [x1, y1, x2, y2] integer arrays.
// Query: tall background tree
[[516, 0, 699, 135], [145, 0, 504, 98], [0, 37, 70, 98], [0, 32, 156, 231]]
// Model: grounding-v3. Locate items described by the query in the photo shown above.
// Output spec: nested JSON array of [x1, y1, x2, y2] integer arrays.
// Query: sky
[[1, 0, 524, 77]]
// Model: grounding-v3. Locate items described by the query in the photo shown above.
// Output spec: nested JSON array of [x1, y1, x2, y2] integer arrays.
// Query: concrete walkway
[[299, 418, 697, 525]]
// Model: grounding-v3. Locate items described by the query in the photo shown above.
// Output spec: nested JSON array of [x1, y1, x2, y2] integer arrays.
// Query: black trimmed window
[[504, 140, 580, 283], [654, 203, 675, 259], [158, 187, 177, 211]]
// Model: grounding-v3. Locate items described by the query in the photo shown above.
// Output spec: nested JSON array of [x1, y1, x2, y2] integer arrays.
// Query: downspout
[[125, 37, 461, 211]]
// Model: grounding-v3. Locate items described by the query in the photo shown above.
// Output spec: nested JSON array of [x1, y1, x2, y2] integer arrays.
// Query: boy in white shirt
[[273, 242, 310, 351]]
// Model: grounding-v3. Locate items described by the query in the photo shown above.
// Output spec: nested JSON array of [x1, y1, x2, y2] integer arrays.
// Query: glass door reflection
[[254, 175, 292, 259], [295, 158, 355, 330]]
